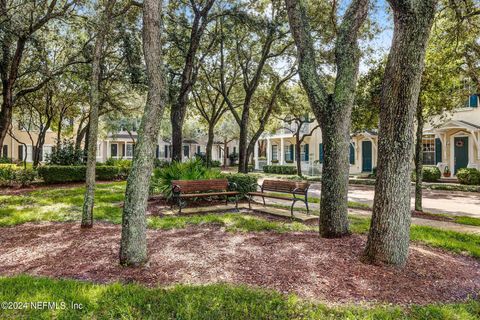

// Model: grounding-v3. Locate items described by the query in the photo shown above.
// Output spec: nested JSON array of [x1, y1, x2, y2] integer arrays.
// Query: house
[[254, 94, 479, 177], [1, 122, 56, 163]]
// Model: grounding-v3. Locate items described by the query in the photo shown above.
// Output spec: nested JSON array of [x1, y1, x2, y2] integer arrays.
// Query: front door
[[362, 141, 372, 172], [454, 137, 469, 174]]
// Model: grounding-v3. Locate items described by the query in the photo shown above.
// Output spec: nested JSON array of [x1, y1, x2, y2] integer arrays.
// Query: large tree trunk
[[286, 0, 369, 238], [414, 100, 424, 212], [82, 0, 116, 229], [170, 0, 215, 162], [237, 110, 250, 173], [318, 112, 351, 236], [206, 124, 214, 167], [119, 0, 165, 266], [363, 0, 438, 267]]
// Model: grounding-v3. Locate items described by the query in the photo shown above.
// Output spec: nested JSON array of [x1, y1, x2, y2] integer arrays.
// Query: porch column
[[280, 137, 285, 165], [254, 140, 259, 170], [266, 138, 271, 165], [106, 140, 110, 159]]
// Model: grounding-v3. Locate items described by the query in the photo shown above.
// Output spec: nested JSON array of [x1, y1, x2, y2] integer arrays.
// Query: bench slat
[[172, 179, 229, 193], [261, 180, 309, 193]]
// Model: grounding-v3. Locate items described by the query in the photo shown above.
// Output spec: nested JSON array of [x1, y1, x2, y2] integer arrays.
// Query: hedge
[[412, 166, 441, 182], [37, 166, 86, 183], [457, 168, 480, 185], [221, 173, 257, 198], [37, 165, 131, 184], [0, 165, 36, 187], [263, 165, 297, 175]]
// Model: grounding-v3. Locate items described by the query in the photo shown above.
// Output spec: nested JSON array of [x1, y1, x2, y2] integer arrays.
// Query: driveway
[[308, 183, 480, 218]]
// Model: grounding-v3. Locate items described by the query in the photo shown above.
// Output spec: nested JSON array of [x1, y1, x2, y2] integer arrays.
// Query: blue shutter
[[319, 143, 324, 164], [304, 144, 309, 161], [470, 95, 478, 108], [435, 138, 442, 164], [349, 144, 355, 165], [289, 145, 294, 161]]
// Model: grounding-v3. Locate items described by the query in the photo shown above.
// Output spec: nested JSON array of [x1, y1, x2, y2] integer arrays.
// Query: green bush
[[0, 164, 18, 185], [37, 166, 86, 183], [0, 156, 12, 163], [46, 140, 83, 165], [14, 168, 37, 187], [150, 158, 222, 198], [154, 158, 171, 169], [211, 160, 221, 167], [105, 158, 132, 168], [220, 173, 257, 197], [96, 166, 121, 181], [422, 166, 441, 182], [457, 168, 480, 185], [263, 165, 297, 175]]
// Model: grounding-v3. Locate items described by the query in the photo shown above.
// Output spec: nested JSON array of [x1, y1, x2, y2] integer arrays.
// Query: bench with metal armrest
[[171, 179, 239, 213], [247, 179, 310, 217]]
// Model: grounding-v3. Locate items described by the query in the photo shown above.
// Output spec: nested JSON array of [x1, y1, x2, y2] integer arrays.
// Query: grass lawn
[[1, 275, 479, 320]]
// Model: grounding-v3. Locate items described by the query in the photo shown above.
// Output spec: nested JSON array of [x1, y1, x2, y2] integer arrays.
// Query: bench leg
[[290, 200, 295, 218], [225, 195, 228, 205], [262, 196, 266, 206], [305, 198, 310, 215], [235, 195, 239, 212], [248, 195, 252, 210]]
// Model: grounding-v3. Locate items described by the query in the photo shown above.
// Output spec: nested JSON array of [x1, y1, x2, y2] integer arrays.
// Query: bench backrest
[[261, 179, 310, 194], [172, 179, 229, 193]]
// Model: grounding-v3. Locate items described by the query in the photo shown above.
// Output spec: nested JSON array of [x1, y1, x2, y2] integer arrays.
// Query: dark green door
[[362, 141, 372, 172], [454, 137, 468, 174]]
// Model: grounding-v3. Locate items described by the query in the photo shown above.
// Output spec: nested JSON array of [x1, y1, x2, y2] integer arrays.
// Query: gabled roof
[[433, 120, 480, 132]]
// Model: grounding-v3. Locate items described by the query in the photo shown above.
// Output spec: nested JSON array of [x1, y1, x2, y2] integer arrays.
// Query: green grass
[[148, 213, 314, 233], [453, 216, 480, 227], [1, 275, 479, 320], [0, 182, 126, 226]]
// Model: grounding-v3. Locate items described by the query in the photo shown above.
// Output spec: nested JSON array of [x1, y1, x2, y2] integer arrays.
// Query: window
[[272, 145, 278, 161], [349, 143, 355, 165], [319, 143, 324, 164], [422, 135, 435, 165], [2, 145, 7, 158], [197, 146, 201, 154], [18, 145, 24, 161], [111, 144, 118, 157], [183, 145, 190, 158], [126, 144, 134, 157], [285, 145, 292, 161], [233, 146, 237, 155], [300, 144, 309, 161], [43, 146, 52, 161]]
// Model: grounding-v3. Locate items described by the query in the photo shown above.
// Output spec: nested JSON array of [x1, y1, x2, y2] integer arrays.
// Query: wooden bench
[[171, 179, 239, 213], [247, 179, 310, 217]]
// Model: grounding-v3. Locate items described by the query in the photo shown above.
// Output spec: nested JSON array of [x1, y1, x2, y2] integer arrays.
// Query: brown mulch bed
[[1, 222, 479, 305]]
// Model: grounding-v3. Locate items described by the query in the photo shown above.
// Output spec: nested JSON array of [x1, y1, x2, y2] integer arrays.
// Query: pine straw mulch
[[1, 221, 479, 305]]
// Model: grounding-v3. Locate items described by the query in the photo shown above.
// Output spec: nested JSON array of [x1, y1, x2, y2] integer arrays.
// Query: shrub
[[457, 168, 480, 185], [154, 158, 171, 169], [422, 166, 441, 182], [368, 167, 377, 179], [105, 158, 132, 168], [263, 165, 297, 175], [38, 166, 86, 183], [150, 158, 222, 198], [0, 164, 17, 185], [220, 173, 257, 197], [46, 141, 83, 165], [0, 156, 12, 164], [0, 165, 36, 187], [14, 168, 37, 187], [211, 160, 221, 167], [96, 166, 121, 181]]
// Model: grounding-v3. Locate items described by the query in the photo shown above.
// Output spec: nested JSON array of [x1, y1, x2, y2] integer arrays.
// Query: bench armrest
[[292, 187, 307, 198], [228, 182, 238, 191], [172, 184, 182, 195], [250, 183, 263, 192]]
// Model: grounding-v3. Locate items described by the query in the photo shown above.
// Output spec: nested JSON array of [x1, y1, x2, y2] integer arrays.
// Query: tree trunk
[[318, 110, 351, 236], [120, 0, 165, 266], [82, 0, 116, 229], [171, 112, 184, 162], [206, 124, 214, 167], [363, 0, 437, 267], [414, 100, 424, 212], [286, 0, 369, 238], [295, 137, 302, 177], [223, 140, 228, 168], [237, 110, 249, 173]]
